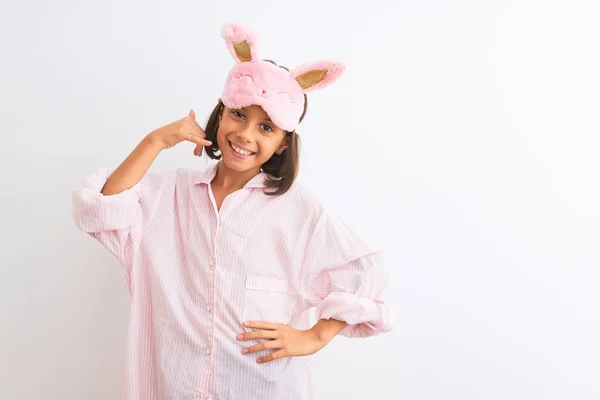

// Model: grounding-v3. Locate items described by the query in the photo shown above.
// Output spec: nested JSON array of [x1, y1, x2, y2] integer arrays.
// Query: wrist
[[310, 319, 347, 344]]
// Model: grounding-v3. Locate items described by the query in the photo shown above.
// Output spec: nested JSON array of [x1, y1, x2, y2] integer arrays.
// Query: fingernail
[[242, 348, 248, 354], [237, 334, 243, 340], [256, 359, 262, 364], [243, 321, 250, 326]]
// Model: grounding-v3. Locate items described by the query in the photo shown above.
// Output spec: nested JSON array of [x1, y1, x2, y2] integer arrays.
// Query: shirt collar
[[192, 161, 267, 189]]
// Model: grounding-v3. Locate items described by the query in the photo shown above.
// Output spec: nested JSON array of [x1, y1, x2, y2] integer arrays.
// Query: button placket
[[202, 201, 219, 399], [207, 258, 215, 314], [195, 184, 220, 400]]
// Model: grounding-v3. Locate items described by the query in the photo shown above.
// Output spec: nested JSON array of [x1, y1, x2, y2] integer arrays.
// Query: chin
[[222, 158, 252, 172]]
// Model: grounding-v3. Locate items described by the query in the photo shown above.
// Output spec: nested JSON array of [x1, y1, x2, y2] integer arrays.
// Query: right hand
[[148, 109, 212, 156]]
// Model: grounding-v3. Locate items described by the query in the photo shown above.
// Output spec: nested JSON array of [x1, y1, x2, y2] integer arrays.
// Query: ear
[[221, 23, 260, 63], [290, 61, 345, 93], [275, 135, 289, 155]]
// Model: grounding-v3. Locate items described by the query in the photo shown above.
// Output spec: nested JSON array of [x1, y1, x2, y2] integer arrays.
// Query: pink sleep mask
[[219, 23, 345, 132]]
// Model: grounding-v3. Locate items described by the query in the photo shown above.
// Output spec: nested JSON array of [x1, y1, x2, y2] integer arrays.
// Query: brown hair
[[203, 61, 307, 196]]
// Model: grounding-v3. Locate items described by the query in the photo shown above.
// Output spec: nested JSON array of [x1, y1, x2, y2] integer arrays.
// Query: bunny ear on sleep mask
[[219, 23, 345, 132]]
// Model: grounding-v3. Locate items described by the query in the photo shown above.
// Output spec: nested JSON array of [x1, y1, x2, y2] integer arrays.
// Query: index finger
[[244, 321, 282, 330]]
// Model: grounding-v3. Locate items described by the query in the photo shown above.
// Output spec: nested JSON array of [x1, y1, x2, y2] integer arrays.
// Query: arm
[[101, 109, 210, 195], [303, 210, 394, 338], [71, 110, 211, 281], [100, 135, 163, 196], [238, 211, 393, 363], [310, 318, 348, 345], [71, 135, 169, 285]]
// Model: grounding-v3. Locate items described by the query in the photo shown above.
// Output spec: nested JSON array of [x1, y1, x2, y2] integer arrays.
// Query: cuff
[[72, 168, 142, 233], [315, 292, 394, 337]]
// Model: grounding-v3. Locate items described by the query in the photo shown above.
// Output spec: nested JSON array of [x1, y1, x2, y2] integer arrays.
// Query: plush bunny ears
[[218, 23, 345, 131], [221, 23, 345, 93]]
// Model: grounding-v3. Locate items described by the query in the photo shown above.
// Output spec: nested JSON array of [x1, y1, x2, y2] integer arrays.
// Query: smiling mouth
[[229, 140, 256, 156]]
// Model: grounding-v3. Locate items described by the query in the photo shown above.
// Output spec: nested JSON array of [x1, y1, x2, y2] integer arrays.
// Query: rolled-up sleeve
[[301, 209, 394, 338], [71, 168, 173, 285]]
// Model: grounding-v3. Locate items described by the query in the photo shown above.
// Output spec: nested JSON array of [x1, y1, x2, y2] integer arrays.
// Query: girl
[[72, 23, 393, 400]]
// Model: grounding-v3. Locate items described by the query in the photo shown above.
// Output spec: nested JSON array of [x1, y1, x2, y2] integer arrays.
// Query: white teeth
[[231, 142, 252, 156]]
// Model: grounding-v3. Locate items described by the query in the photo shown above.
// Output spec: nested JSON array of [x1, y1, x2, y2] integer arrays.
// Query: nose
[[236, 125, 254, 143]]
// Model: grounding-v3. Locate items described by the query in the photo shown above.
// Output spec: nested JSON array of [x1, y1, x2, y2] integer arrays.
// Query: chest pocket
[[241, 276, 296, 381], [242, 276, 294, 329]]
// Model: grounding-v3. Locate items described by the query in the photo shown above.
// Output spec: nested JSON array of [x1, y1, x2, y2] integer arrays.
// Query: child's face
[[217, 105, 288, 174]]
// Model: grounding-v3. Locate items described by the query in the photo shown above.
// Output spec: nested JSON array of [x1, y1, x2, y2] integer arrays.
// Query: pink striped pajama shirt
[[71, 161, 393, 400]]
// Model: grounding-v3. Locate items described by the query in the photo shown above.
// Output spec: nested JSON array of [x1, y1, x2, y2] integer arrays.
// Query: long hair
[[203, 61, 307, 196]]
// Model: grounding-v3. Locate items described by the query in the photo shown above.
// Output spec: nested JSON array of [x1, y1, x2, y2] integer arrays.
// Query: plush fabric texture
[[219, 23, 345, 132]]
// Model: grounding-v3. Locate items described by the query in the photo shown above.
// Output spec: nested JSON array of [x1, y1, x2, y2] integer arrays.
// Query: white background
[[1, 0, 599, 399]]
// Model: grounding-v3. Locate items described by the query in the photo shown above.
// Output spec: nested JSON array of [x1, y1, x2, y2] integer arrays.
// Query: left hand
[[237, 321, 327, 364]]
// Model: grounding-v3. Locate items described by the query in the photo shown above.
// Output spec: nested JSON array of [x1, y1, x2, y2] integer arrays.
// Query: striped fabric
[[71, 161, 393, 400]]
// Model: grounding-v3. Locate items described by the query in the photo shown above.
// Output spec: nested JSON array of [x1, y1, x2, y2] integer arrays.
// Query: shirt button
[[209, 260, 215, 269], [206, 306, 211, 312], [205, 348, 211, 355]]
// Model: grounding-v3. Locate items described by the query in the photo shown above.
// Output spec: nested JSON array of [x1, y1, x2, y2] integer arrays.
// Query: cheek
[[258, 139, 286, 159], [257, 137, 279, 152], [217, 119, 238, 138], [216, 124, 228, 143]]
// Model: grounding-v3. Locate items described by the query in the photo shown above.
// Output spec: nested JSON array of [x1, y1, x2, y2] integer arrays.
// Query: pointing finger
[[187, 133, 211, 148]]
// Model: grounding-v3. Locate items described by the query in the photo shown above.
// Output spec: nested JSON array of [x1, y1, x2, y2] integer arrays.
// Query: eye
[[232, 110, 245, 119], [261, 124, 274, 133]]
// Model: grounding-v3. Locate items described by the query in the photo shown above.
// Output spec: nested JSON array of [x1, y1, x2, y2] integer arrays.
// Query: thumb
[[189, 109, 195, 120]]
